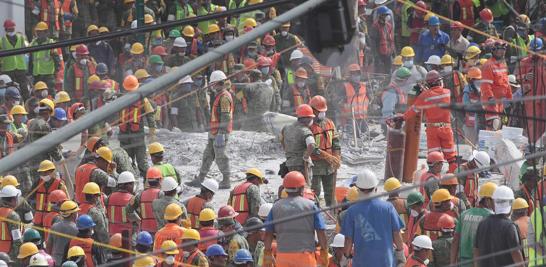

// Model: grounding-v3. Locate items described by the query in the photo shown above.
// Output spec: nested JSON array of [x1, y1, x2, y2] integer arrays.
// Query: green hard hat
[[406, 191, 424, 207], [23, 228, 42, 242], [149, 55, 164, 65], [169, 29, 181, 38], [395, 67, 412, 79]]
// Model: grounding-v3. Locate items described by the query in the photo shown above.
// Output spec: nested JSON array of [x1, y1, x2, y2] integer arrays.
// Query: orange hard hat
[[48, 189, 68, 204], [467, 67, 482, 79], [309, 95, 327, 112], [86, 136, 102, 152], [262, 35, 276, 46], [296, 104, 315, 118], [257, 56, 272, 67], [109, 233, 122, 248], [243, 58, 256, 69], [437, 214, 456, 229], [427, 151, 445, 164], [146, 167, 162, 180], [348, 63, 361, 72], [283, 171, 306, 189], [152, 46, 168, 56], [123, 75, 139, 91], [440, 174, 459, 185], [295, 67, 308, 79]]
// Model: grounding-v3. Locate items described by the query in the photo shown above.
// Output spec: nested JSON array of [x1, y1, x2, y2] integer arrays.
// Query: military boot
[[185, 173, 206, 187], [219, 173, 231, 189]]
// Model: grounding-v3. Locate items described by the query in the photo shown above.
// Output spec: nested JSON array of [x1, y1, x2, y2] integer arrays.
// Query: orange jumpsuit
[[517, 56, 546, 144], [480, 57, 511, 127], [404, 86, 456, 171]]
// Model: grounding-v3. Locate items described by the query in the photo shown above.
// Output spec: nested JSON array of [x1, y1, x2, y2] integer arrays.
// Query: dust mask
[[443, 66, 452, 73], [423, 259, 430, 265], [410, 209, 419, 217], [40, 90, 48, 98], [41, 175, 51, 182], [296, 81, 305, 88], [281, 31, 288, 37], [13, 100, 20, 105], [403, 60, 414, 68], [165, 256, 175, 265], [6, 32, 15, 37], [72, 52, 77, 59], [318, 112, 326, 119], [80, 59, 88, 65], [225, 35, 234, 41]]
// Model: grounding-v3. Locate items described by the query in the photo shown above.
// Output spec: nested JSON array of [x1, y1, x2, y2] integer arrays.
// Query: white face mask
[[403, 60, 414, 68], [423, 259, 430, 265], [164, 256, 175, 265], [72, 52, 77, 59], [443, 66, 453, 73], [318, 112, 326, 119], [297, 81, 305, 88], [80, 59, 88, 65], [40, 90, 48, 98], [33, 106, 40, 114], [440, 162, 449, 175], [281, 31, 288, 37], [410, 209, 419, 217], [6, 31, 15, 37], [13, 100, 20, 105], [41, 175, 51, 182], [225, 35, 234, 41]]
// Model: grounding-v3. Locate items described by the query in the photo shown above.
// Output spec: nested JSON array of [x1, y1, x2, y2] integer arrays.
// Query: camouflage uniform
[[165, 54, 190, 68], [112, 147, 139, 178], [281, 121, 314, 179], [240, 82, 274, 132], [15, 197, 34, 224], [90, 168, 117, 189], [251, 240, 265, 265], [124, 56, 148, 76], [182, 249, 209, 267], [246, 184, 262, 219], [264, 72, 282, 112], [226, 232, 249, 265], [152, 195, 187, 229], [431, 235, 453, 267], [311, 118, 340, 207], [84, 200, 109, 244], [0, 202, 22, 260], [27, 117, 63, 181]]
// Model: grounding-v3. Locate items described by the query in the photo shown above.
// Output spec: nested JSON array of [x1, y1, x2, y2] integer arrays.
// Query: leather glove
[[320, 249, 329, 266], [263, 251, 274, 267], [214, 134, 225, 147], [148, 128, 157, 142], [318, 151, 341, 169], [395, 249, 406, 267]]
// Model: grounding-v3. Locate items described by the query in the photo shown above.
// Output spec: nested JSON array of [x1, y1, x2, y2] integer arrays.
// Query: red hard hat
[[152, 46, 168, 56], [427, 151, 446, 163], [296, 104, 315, 118], [243, 58, 256, 70], [218, 205, 239, 219], [415, 1, 427, 10], [76, 44, 90, 55], [257, 56, 272, 67], [49, 189, 69, 204], [348, 63, 361, 72], [451, 21, 464, 30], [358, 0, 366, 6], [479, 8, 493, 23], [146, 167, 162, 180], [425, 70, 442, 84], [262, 35, 276, 46], [437, 214, 456, 229], [283, 171, 306, 188], [309, 95, 327, 112], [3, 19, 15, 29]]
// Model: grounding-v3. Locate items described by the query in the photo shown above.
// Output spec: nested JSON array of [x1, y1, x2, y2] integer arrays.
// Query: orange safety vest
[[73, 62, 96, 99], [342, 82, 368, 120], [210, 91, 234, 135], [371, 21, 394, 55], [154, 223, 185, 251], [0, 133, 14, 159], [140, 188, 160, 233], [69, 238, 94, 267], [107, 191, 134, 236], [33, 178, 63, 226], [310, 119, 336, 161], [419, 172, 438, 207], [198, 226, 219, 252], [291, 86, 311, 109], [105, 79, 120, 93], [43, 211, 59, 241], [119, 100, 142, 133], [74, 163, 98, 204], [456, 0, 475, 26], [405, 211, 427, 249], [405, 254, 427, 267], [40, 0, 61, 31], [420, 211, 448, 241], [229, 182, 252, 225], [0, 208, 13, 253], [61, 0, 74, 27], [184, 249, 201, 265], [459, 163, 478, 207], [79, 202, 94, 216], [187, 196, 206, 229]]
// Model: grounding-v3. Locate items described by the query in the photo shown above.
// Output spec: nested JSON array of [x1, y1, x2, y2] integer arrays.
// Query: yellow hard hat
[[144, 14, 154, 24], [208, 23, 220, 34], [164, 203, 183, 220], [512, 197, 529, 210], [281, 21, 291, 27], [441, 54, 453, 65], [70, 45, 78, 52], [393, 55, 403, 66], [244, 18, 257, 28], [347, 186, 359, 202], [130, 42, 144, 55], [38, 160, 55, 172], [87, 24, 99, 33], [39, 99, 55, 113], [134, 69, 151, 80], [248, 0, 263, 4], [54, 91, 71, 104], [199, 208, 216, 221], [34, 81, 48, 91], [183, 25, 195, 37], [67, 246, 85, 258], [384, 177, 401, 192], [133, 256, 155, 267], [478, 182, 497, 198], [83, 182, 101, 195], [464, 46, 481, 60], [246, 168, 265, 180], [124, 0, 135, 3], [148, 142, 164, 155], [10, 105, 27, 115], [401, 46, 415, 57], [96, 146, 113, 163], [182, 228, 200, 240], [35, 21, 48, 31], [99, 26, 110, 33], [479, 58, 488, 66], [431, 189, 453, 203], [60, 200, 80, 216], [2, 175, 19, 187], [17, 242, 39, 259], [88, 74, 100, 85], [424, 12, 433, 22], [161, 240, 179, 255]]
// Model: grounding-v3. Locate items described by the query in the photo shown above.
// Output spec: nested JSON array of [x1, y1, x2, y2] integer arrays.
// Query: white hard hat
[[425, 55, 442, 65], [355, 169, 379, 190], [0, 74, 12, 85], [258, 203, 273, 218], [131, 20, 138, 29], [201, 178, 219, 194], [508, 74, 521, 88], [178, 75, 194, 84], [412, 235, 433, 250], [173, 37, 188, 48], [289, 49, 303, 61], [0, 185, 20, 198], [209, 70, 227, 83], [0, 260, 6, 267], [492, 185, 514, 200], [161, 176, 179, 192], [331, 233, 345, 248], [117, 171, 136, 184], [375, 0, 388, 4], [28, 253, 49, 267], [470, 150, 490, 168]]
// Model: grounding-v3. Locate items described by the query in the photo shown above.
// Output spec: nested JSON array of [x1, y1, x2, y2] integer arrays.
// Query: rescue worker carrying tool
[[389, 70, 457, 172], [30, 160, 68, 227], [228, 168, 267, 225], [0, 185, 23, 259], [184, 178, 217, 229], [105, 171, 140, 238], [127, 167, 162, 235]]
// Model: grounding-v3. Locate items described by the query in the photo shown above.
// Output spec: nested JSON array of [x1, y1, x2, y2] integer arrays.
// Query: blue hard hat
[[136, 231, 153, 246], [54, 108, 67, 121], [96, 63, 108, 75], [377, 6, 389, 15], [428, 15, 440, 26], [76, 214, 96, 230], [529, 38, 544, 51], [206, 244, 228, 257], [5, 87, 20, 100], [233, 249, 253, 264]]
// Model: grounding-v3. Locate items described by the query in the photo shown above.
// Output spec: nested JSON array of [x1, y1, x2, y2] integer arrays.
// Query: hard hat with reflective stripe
[[83, 182, 101, 195], [38, 160, 55, 172], [199, 208, 216, 221], [17, 242, 38, 259], [164, 203, 183, 220]]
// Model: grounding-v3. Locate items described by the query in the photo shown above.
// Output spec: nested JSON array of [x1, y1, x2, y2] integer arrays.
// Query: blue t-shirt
[[415, 29, 450, 63], [341, 198, 404, 267]]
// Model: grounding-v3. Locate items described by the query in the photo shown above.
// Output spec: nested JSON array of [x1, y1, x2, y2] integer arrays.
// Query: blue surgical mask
[[403, 60, 414, 68], [260, 67, 270, 75], [154, 64, 163, 73], [351, 75, 361, 83], [21, 116, 28, 123], [248, 50, 257, 57]]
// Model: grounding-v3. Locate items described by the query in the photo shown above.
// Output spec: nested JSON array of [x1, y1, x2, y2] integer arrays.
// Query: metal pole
[[136, 0, 146, 45], [0, 0, 329, 174]]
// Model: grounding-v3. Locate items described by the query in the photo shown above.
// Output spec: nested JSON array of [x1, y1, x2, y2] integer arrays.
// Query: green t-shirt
[[455, 207, 494, 260]]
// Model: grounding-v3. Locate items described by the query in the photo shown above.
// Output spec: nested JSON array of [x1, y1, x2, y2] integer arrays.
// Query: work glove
[[148, 128, 157, 142], [320, 249, 329, 266], [214, 134, 225, 148], [318, 151, 341, 170], [395, 249, 406, 267], [263, 251, 274, 267]]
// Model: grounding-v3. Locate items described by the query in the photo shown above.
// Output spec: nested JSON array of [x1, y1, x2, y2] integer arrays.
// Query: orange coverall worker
[[480, 57, 511, 129]]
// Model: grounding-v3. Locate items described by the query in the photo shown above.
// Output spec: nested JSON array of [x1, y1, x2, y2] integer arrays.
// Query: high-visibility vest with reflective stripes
[[175, 2, 194, 20], [155, 163, 178, 183], [0, 35, 27, 72], [229, 182, 252, 225], [456, 0, 475, 26], [119, 100, 142, 133], [0, 207, 13, 253], [405, 211, 427, 251], [79, 202, 94, 216], [33, 178, 63, 225], [529, 207, 546, 266], [61, 0, 75, 27], [139, 188, 160, 233], [0, 133, 14, 159], [210, 91, 234, 135], [198, 226, 219, 252], [459, 163, 478, 207], [75, 163, 98, 203], [72, 62, 96, 99], [342, 82, 368, 120], [286, 68, 295, 86], [40, 0, 61, 31], [43, 211, 59, 241], [69, 238, 94, 267], [187, 196, 206, 229], [105, 79, 119, 93], [420, 211, 449, 241], [291, 86, 311, 110], [106, 191, 133, 235], [31, 39, 56, 76], [310, 119, 335, 161]]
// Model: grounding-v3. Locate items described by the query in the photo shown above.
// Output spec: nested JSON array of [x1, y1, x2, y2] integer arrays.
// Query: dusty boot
[[219, 174, 231, 189], [185, 173, 206, 187]]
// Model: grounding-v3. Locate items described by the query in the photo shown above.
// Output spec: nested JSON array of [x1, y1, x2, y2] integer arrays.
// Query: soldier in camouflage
[[432, 214, 455, 267], [152, 177, 187, 229], [218, 217, 249, 265]]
